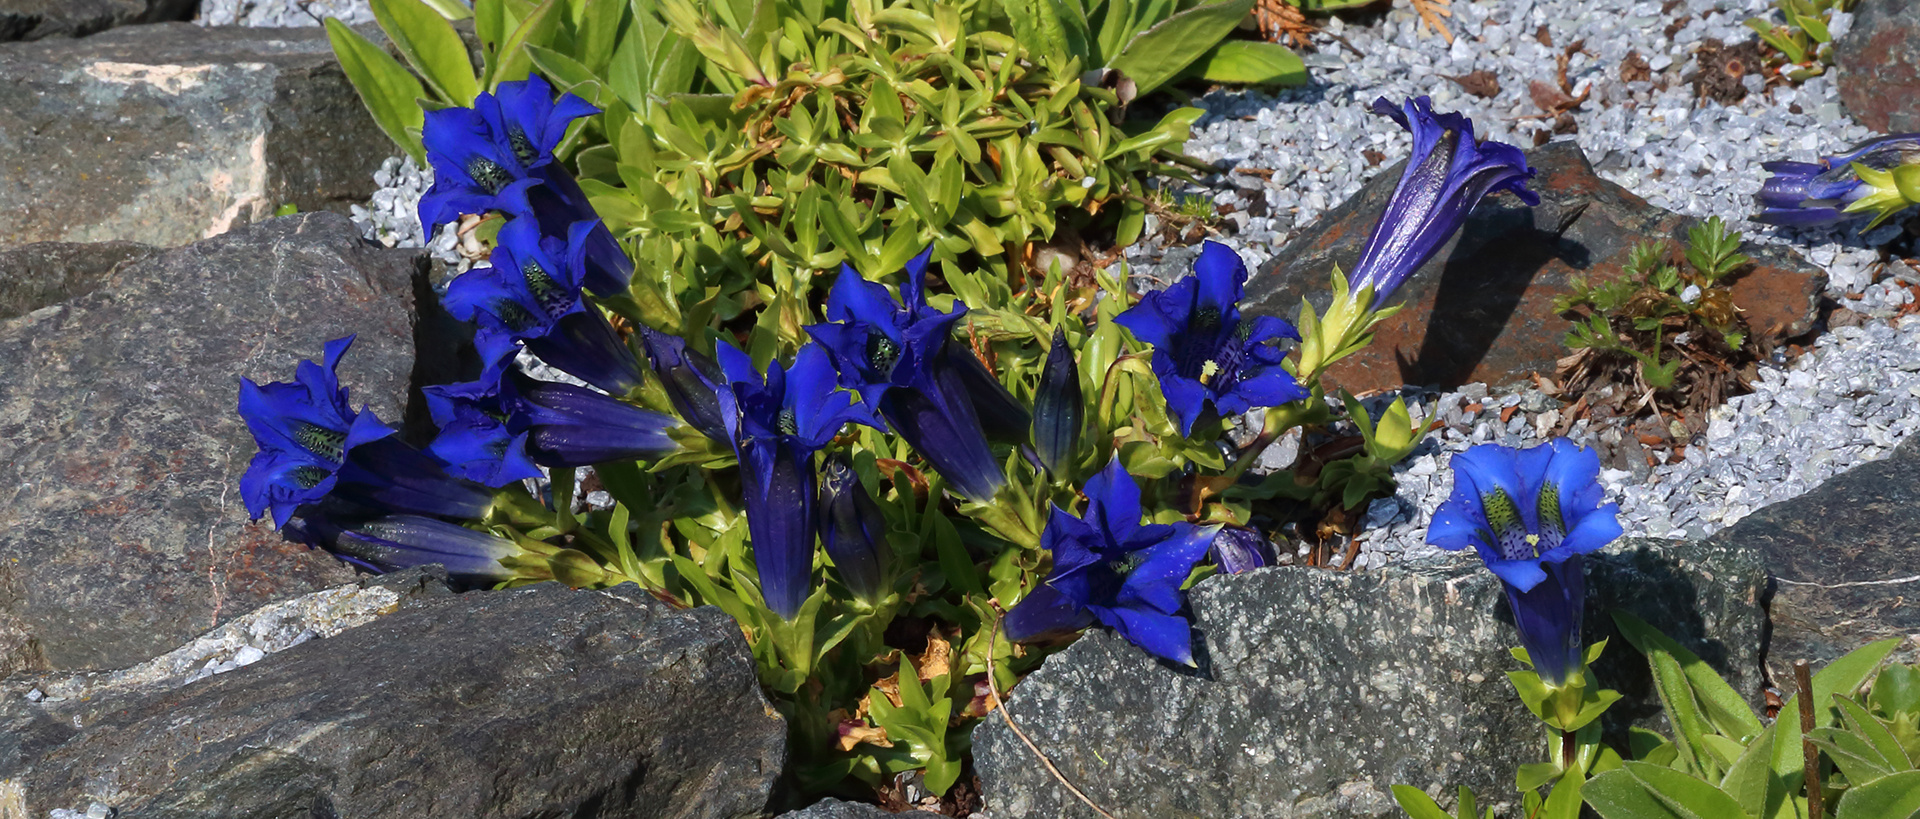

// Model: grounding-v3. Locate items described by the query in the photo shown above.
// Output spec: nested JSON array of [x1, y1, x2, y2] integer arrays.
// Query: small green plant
[[1745, 0, 1858, 82], [1553, 216, 1753, 410]]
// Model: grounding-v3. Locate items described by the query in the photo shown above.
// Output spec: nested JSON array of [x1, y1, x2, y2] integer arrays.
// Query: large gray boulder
[[0, 240, 158, 321], [973, 538, 1766, 818], [1711, 433, 1920, 691], [1835, 1, 1920, 135], [0, 23, 391, 247], [0, 0, 195, 41], [0, 582, 788, 818], [0, 212, 429, 677]]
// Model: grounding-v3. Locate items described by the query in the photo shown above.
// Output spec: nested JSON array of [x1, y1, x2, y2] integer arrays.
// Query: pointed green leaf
[[324, 18, 428, 164], [370, 0, 479, 104], [1183, 40, 1307, 86], [1834, 769, 1920, 819], [1388, 786, 1454, 819], [1106, 0, 1253, 97]]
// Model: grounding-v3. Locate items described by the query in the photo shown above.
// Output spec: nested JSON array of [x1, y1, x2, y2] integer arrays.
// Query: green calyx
[[1843, 161, 1920, 229]]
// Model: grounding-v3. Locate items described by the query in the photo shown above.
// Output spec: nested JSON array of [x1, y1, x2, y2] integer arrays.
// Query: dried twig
[[985, 606, 1118, 819], [1410, 0, 1455, 43]]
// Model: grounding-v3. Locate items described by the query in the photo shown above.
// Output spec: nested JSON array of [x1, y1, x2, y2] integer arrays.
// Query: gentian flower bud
[[1005, 457, 1218, 665], [1755, 134, 1920, 229], [329, 514, 521, 584], [1348, 96, 1538, 309], [516, 380, 681, 466], [1031, 326, 1083, 475], [1116, 242, 1308, 436], [1210, 526, 1275, 574], [818, 455, 889, 604], [640, 326, 733, 443], [1427, 439, 1622, 687]]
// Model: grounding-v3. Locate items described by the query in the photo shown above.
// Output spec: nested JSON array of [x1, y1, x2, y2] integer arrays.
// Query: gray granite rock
[[776, 798, 944, 819], [0, 583, 787, 818], [0, 0, 195, 41], [0, 22, 390, 248], [1835, 1, 1920, 135], [0, 212, 431, 677], [0, 240, 158, 321], [974, 538, 1765, 818], [1710, 433, 1920, 693]]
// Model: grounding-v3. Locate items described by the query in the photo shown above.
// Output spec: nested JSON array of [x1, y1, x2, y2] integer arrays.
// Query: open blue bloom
[[1115, 241, 1308, 436], [1031, 326, 1083, 476], [1005, 457, 1218, 665], [640, 326, 734, 443], [516, 380, 681, 466], [718, 342, 881, 619], [239, 336, 397, 529], [424, 372, 542, 488], [1210, 526, 1276, 574], [1754, 134, 1920, 228], [1427, 439, 1623, 687], [819, 455, 889, 605], [327, 515, 521, 584], [1350, 96, 1538, 309], [805, 247, 1014, 501], [419, 75, 630, 295]]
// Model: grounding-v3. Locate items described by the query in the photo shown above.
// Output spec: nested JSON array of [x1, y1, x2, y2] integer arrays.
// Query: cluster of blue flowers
[[238, 81, 1610, 671]]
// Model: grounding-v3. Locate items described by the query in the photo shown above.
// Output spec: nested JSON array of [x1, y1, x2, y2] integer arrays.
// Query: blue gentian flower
[[1115, 241, 1309, 436], [446, 218, 643, 394], [238, 335, 396, 529], [327, 514, 521, 584], [717, 342, 881, 619], [819, 455, 889, 605], [1427, 439, 1623, 687], [1031, 326, 1083, 476], [240, 337, 496, 528], [419, 75, 631, 296], [1350, 96, 1538, 309], [1754, 134, 1920, 228], [640, 326, 734, 443], [1209, 525, 1276, 574], [424, 372, 543, 488], [516, 380, 681, 466], [806, 248, 1015, 501], [1004, 457, 1219, 665]]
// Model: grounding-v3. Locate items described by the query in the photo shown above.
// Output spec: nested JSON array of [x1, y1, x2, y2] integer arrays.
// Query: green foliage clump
[[1553, 216, 1753, 406], [1745, 0, 1859, 82]]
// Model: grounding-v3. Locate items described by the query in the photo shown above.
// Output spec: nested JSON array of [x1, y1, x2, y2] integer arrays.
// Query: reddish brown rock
[[0, 213, 432, 676], [1836, 2, 1920, 134], [1244, 141, 1825, 395]]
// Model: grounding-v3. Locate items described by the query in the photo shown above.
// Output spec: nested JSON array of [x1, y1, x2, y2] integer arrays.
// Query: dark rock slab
[[0, 0, 195, 41], [0, 23, 391, 248], [0, 240, 158, 320], [974, 538, 1765, 818], [777, 798, 944, 818], [1712, 434, 1920, 692], [0, 212, 430, 677], [1245, 141, 1825, 395], [0, 583, 787, 818], [1836, 2, 1920, 134]]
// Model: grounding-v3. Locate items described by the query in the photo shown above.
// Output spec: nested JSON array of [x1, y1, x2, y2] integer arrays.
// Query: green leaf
[[1541, 772, 1584, 819], [324, 18, 428, 164], [1815, 638, 1902, 719], [1613, 610, 1764, 741], [370, 0, 479, 104], [1840, 696, 1915, 772], [1624, 762, 1751, 819], [491, 0, 565, 87], [1834, 769, 1920, 819], [1106, 0, 1254, 97], [1184, 40, 1307, 86], [1719, 728, 1775, 819], [1388, 785, 1454, 819]]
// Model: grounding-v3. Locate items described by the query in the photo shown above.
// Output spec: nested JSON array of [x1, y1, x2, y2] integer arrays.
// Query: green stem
[[967, 501, 1042, 551]]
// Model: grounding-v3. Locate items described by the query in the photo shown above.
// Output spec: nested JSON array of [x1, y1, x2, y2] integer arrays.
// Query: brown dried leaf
[[917, 630, 952, 683], [1443, 70, 1502, 98], [1529, 78, 1576, 114], [1534, 24, 1553, 47], [1620, 50, 1652, 84]]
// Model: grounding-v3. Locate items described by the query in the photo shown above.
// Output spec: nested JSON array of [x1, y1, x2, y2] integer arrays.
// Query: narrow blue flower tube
[[1031, 326, 1083, 476], [1005, 457, 1218, 665], [718, 342, 881, 619], [805, 248, 1013, 501], [1115, 241, 1308, 436], [1753, 134, 1920, 228], [818, 455, 889, 604], [328, 515, 521, 584], [334, 437, 497, 521], [640, 326, 734, 443], [1426, 439, 1623, 687], [1209, 526, 1276, 574], [1349, 97, 1538, 309], [516, 380, 681, 466]]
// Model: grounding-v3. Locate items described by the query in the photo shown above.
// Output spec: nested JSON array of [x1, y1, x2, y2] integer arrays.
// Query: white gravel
[[195, 0, 374, 26]]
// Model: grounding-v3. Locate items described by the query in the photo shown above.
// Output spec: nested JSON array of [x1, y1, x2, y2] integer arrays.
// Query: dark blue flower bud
[[329, 514, 521, 584], [1210, 526, 1275, 574], [517, 380, 681, 466], [640, 327, 732, 443], [1031, 326, 1083, 475], [818, 455, 890, 604]]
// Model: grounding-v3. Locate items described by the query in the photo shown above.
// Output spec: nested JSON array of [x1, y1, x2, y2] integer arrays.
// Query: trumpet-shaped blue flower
[[419, 75, 630, 295], [1350, 97, 1538, 309], [1754, 134, 1920, 228], [1115, 241, 1308, 436], [516, 380, 681, 466], [819, 455, 889, 604], [424, 371, 542, 488], [1031, 326, 1083, 476], [1427, 439, 1623, 687], [806, 248, 1015, 501], [640, 326, 734, 443], [240, 337, 495, 528], [325, 514, 521, 584], [1005, 457, 1218, 665], [718, 342, 881, 619]]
